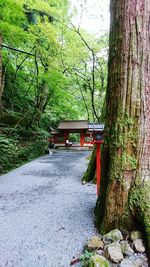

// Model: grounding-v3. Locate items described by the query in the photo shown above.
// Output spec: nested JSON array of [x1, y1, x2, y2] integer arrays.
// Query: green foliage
[[80, 250, 95, 267], [1, 0, 108, 127], [61, 27, 108, 121], [0, 0, 72, 122], [0, 135, 18, 174], [0, 135, 47, 174]]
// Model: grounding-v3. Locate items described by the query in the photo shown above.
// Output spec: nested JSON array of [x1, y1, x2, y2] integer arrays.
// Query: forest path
[[0, 151, 97, 267]]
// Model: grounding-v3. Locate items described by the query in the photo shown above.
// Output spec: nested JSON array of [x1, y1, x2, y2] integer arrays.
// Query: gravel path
[[0, 151, 97, 267]]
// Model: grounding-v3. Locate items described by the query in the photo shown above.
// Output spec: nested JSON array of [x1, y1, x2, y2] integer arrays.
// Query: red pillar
[[80, 132, 84, 146], [96, 143, 101, 195]]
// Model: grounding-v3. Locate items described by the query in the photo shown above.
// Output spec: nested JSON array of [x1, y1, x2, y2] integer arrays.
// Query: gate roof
[[58, 120, 89, 131]]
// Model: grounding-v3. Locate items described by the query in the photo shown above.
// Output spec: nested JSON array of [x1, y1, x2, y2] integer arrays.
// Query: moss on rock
[[89, 255, 111, 267]]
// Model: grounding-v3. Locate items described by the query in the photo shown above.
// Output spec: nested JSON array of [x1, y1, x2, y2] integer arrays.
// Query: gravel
[[0, 150, 97, 267]]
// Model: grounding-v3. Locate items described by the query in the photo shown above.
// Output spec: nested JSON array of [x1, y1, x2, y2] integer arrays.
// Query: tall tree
[[0, 34, 2, 105], [96, 0, 150, 256], [60, 27, 108, 122], [0, 0, 86, 127]]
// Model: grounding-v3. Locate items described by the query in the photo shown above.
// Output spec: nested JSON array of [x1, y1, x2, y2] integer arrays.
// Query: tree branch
[[1, 44, 34, 56]]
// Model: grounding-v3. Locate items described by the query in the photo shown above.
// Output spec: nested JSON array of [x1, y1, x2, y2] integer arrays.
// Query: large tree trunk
[[0, 34, 3, 106], [96, 0, 150, 257]]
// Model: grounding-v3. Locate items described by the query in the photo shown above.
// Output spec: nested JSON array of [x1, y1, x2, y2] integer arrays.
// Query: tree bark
[[30, 80, 50, 126], [96, 0, 150, 257], [28, 61, 50, 127], [0, 34, 3, 106]]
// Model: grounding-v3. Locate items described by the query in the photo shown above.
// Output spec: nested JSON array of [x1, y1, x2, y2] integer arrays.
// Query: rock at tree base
[[103, 229, 123, 244], [87, 236, 104, 251], [104, 241, 123, 263], [119, 258, 142, 267], [96, 249, 104, 256], [120, 240, 134, 256], [130, 231, 142, 241], [133, 239, 145, 253], [89, 255, 111, 267], [86, 229, 148, 267]]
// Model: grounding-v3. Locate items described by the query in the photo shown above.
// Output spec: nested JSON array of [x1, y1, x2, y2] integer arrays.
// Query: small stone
[[87, 236, 104, 251], [119, 258, 142, 267], [96, 249, 104, 256], [130, 231, 142, 241], [121, 230, 130, 240], [133, 239, 145, 253], [89, 255, 111, 267], [120, 240, 134, 256], [103, 229, 123, 244], [139, 253, 149, 266], [104, 241, 123, 263]]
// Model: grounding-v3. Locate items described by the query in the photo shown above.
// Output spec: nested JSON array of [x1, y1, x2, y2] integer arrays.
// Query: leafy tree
[[0, 0, 108, 134], [0, 0, 87, 128], [60, 24, 108, 122]]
